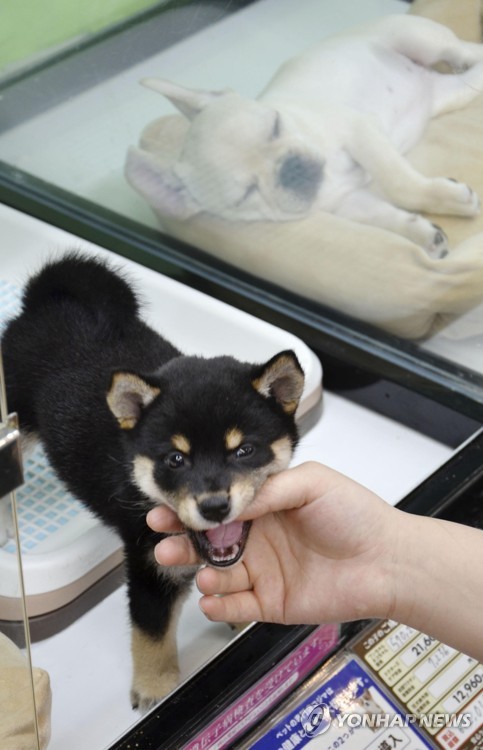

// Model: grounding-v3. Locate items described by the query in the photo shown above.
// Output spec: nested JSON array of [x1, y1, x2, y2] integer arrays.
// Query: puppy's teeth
[[210, 543, 240, 564]]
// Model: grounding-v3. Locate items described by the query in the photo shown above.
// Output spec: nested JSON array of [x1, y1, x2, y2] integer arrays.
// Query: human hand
[[147, 461, 399, 626]]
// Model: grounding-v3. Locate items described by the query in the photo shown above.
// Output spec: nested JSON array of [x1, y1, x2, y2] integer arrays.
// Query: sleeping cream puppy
[[125, 15, 483, 258]]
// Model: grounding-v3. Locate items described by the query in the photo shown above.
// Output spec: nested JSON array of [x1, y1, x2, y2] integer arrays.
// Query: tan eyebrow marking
[[171, 434, 191, 454], [118, 417, 137, 430], [225, 427, 244, 451]]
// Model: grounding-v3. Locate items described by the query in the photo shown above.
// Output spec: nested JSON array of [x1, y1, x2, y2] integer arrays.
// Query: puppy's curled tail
[[21, 251, 140, 321]]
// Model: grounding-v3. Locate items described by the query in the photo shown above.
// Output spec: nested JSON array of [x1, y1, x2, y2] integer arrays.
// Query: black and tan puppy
[[1, 253, 304, 710]]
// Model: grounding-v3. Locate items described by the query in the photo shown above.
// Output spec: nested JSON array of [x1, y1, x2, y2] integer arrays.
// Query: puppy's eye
[[238, 182, 258, 205], [165, 452, 185, 469], [271, 112, 282, 140], [235, 444, 254, 459]]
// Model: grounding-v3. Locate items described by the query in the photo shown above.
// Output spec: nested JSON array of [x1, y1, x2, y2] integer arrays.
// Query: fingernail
[[195, 566, 205, 591]]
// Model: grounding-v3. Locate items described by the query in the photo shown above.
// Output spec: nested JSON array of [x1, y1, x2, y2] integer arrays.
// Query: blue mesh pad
[[1, 280, 86, 555]]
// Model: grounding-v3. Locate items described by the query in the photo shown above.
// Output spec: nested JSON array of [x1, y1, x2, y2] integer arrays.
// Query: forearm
[[385, 509, 483, 661]]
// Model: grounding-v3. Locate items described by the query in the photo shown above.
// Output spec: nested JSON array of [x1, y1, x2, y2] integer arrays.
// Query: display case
[[1, 0, 483, 748], [2, 0, 483, 424]]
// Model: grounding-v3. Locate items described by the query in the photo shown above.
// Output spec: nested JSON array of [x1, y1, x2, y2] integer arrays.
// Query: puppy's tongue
[[188, 520, 252, 568], [205, 521, 243, 549]]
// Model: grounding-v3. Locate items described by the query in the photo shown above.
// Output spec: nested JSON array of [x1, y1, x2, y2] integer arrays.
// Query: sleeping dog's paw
[[405, 215, 449, 258], [446, 180, 480, 216], [427, 178, 480, 217], [427, 224, 449, 259], [131, 669, 180, 712]]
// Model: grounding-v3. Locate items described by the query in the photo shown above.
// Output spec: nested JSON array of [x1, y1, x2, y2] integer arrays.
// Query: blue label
[[251, 659, 432, 750]]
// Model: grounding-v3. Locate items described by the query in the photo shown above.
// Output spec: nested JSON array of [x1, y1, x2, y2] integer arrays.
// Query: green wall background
[[0, 0, 163, 73]]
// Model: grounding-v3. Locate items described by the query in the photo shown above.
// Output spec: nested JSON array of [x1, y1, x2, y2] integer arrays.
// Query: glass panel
[[1, 0, 483, 407], [0, 359, 42, 750], [1, 1, 483, 746]]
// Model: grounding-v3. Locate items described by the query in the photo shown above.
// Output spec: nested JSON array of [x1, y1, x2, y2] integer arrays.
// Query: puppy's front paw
[[130, 622, 181, 711], [430, 178, 480, 217], [131, 669, 180, 712], [447, 179, 480, 215], [228, 621, 251, 633]]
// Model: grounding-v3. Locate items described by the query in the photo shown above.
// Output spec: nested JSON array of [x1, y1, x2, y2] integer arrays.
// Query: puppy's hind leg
[[376, 15, 483, 70], [430, 61, 483, 116], [335, 188, 449, 258]]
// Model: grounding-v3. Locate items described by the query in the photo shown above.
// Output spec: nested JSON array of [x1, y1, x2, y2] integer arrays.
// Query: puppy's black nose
[[199, 495, 231, 523], [278, 155, 323, 200]]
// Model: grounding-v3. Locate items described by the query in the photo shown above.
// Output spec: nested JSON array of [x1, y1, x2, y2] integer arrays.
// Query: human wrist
[[338, 499, 411, 625], [384, 513, 483, 659], [382, 509, 445, 633], [360, 502, 411, 623]]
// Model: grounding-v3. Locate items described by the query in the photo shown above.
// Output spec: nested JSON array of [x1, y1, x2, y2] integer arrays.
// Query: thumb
[[238, 461, 347, 520]]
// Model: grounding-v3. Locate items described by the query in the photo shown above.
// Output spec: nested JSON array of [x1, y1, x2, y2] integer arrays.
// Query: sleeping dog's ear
[[140, 78, 231, 121], [252, 351, 305, 415], [125, 146, 200, 221], [106, 372, 160, 430]]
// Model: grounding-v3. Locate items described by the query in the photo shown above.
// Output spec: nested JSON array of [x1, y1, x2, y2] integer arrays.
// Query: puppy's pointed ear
[[107, 373, 160, 430], [125, 146, 200, 220], [252, 351, 305, 415], [140, 78, 231, 120]]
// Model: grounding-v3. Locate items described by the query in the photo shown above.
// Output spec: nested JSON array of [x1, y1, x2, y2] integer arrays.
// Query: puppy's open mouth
[[188, 521, 252, 567]]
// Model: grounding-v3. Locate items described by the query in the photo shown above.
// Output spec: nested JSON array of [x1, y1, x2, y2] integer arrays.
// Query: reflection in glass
[[2, 0, 483, 385]]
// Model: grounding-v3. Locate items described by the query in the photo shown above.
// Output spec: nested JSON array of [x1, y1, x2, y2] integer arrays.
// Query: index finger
[[146, 504, 184, 533]]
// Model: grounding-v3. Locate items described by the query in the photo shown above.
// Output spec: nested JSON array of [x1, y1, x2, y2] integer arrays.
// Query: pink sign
[[184, 623, 340, 750]]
